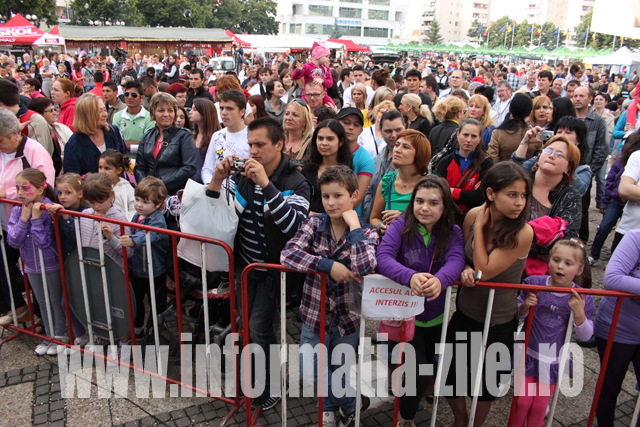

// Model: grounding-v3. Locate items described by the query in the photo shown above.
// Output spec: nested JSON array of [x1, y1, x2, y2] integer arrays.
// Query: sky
[[489, 0, 520, 21]]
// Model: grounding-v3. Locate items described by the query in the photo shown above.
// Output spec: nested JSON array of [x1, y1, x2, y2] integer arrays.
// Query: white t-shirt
[[358, 126, 385, 157], [201, 126, 250, 184], [343, 85, 374, 106], [214, 102, 253, 120], [617, 151, 640, 234]]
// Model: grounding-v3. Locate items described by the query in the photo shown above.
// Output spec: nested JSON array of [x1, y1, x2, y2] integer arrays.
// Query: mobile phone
[[473, 270, 482, 283]]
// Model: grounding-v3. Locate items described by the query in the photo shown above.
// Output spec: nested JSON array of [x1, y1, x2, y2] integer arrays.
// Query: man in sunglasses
[[112, 80, 155, 153]]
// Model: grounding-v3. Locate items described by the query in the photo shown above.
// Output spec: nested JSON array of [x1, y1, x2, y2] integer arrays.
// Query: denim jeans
[[590, 204, 625, 260], [299, 322, 359, 414], [595, 160, 608, 208], [235, 266, 279, 403]]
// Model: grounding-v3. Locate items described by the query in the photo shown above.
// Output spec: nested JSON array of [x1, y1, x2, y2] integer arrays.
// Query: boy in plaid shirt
[[281, 165, 379, 427]]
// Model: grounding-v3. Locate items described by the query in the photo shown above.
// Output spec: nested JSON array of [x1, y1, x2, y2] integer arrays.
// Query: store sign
[[337, 19, 362, 25], [0, 27, 40, 37]]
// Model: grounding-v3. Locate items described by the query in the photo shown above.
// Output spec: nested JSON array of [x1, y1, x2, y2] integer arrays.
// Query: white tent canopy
[[33, 33, 65, 46], [584, 46, 640, 65]]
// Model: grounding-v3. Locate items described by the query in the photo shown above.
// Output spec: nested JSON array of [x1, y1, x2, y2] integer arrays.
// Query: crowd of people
[[1, 43, 640, 427]]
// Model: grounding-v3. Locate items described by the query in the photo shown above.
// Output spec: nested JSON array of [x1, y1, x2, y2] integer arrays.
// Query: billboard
[[590, 0, 640, 39]]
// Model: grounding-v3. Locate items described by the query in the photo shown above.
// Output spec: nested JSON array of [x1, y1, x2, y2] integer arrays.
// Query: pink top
[[292, 62, 333, 90]]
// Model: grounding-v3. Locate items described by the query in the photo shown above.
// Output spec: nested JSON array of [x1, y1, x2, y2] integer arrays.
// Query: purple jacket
[[376, 215, 465, 324], [6, 198, 60, 274], [601, 158, 625, 208]]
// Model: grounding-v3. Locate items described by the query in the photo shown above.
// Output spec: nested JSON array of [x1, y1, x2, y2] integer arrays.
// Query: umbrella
[[459, 44, 476, 53]]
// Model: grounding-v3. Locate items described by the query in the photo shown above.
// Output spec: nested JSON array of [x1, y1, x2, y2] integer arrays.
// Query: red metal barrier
[[0, 198, 243, 427]]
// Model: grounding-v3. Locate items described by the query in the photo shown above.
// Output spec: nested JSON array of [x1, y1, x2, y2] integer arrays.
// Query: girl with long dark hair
[[377, 176, 465, 426], [301, 119, 353, 215], [189, 99, 221, 184], [446, 162, 534, 427], [488, 93, 533, 163]]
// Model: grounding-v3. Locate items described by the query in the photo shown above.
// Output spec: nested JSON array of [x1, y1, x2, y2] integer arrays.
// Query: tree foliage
[[423, 19, 444, 45], [2, 0, 57, 26], [467, 20, 483, 46], [234, 0, 278, 35], [329, 19, 342, 39], [70, 0, 139, 26]]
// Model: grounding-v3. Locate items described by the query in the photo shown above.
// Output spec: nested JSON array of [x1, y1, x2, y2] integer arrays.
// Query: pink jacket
[[1, 137, 55, 226], [292, 62, 333, 90]]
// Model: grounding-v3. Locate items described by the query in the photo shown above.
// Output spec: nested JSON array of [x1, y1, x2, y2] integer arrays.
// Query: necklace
[[330, 223, 340, 242], [398, 174, 421, 188]]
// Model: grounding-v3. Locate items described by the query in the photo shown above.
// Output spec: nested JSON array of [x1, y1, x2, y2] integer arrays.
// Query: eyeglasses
[[541, 148, 567, 159], [124, 92, 140, 98], [306, 93, 323, 99], [43, 108, 57, 114]]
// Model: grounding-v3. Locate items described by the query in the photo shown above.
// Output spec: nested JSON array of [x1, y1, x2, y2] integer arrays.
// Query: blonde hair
[[403, 93, 434, 125], [284, 101, 314, 161], [370, 100, 396, 123], [368, 86, 394, 112], [73, 93, 106, 135], [465, 95, 494, 130], [149, 92, 178, 122], [433, 96, 466, 121]]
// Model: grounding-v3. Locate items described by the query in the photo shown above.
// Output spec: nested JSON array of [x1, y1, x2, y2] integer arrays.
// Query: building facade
[[275, 0, 419, 46], [420, 0, 492, 44], [518, 0, 594, 30]]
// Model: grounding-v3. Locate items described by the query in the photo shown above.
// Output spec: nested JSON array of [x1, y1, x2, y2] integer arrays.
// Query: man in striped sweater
[[206, 117, 311, 410]]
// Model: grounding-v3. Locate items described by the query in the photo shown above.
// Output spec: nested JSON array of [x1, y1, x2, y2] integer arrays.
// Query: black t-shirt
[[301, 167, 324, 214]]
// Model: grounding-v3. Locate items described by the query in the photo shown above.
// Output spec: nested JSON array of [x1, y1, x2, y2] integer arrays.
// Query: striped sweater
[[79, 206, 131, 269]]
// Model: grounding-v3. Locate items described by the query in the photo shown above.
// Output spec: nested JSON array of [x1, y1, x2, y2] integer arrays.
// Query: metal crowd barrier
[[0, 198, 243, 427], [239, 263, 640, 427]]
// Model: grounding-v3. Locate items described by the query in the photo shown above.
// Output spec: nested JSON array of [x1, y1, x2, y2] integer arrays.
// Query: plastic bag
[[177, 179, 238, 272]]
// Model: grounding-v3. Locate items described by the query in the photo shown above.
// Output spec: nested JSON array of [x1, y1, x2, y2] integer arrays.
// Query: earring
[[563, 172, 569, 178]]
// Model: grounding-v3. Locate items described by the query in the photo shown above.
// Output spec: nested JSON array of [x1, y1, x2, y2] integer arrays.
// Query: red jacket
[[89, 82, 104, 100], [435, 152, 493, 213], [58, 97, 77, 132]]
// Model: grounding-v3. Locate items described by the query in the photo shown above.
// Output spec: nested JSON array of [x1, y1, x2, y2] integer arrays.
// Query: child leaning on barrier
[[119, 176, 169, 340], [281, 165, 379, 427], [46, 173, 89, 260], [6, 168, 68, 356], [513, 238, 595, 427]]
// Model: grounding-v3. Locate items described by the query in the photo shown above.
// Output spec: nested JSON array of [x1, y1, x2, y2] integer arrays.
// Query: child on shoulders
[[291, 41, 335, 107]]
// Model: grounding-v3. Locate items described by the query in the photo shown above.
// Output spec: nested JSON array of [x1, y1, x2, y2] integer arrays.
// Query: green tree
[[70, 0, 139, 26], [235, 0, 278, 34], [135, 0, 210, 28], [512, 20, 534, 48], [538, 22, 567, 50], [467, 19, 483, 45], [205, 0, 242, 30], [423, 19, 444, 45], [487, 16, 510, 49], [307, 24, 317, 35], [329, 19, 342, 39], [572, 11, 640, 49], [1, 0, 57, 26]]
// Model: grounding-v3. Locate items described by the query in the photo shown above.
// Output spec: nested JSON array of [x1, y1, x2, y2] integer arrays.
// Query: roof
[[227, 34, 344, 50], [584, 46, 640, 65], [327, 39, 369, 52], [0, 14, 45, 45], [57, 25, 231, 42]]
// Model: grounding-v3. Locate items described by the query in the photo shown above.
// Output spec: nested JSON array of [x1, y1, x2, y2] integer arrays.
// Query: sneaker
[[338, 395, 370, 427], [258, 395, 281, 411], [322, 411, 337, 427], [65, 334, 90, 355], [47, 336, 69, 355], [34, 341, 52, 356], [588, 256, 599, 267], [397, 412, 416, 427]]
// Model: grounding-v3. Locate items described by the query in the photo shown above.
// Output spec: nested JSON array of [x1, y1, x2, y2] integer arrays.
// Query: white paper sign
[[361, 275, 425, 320]]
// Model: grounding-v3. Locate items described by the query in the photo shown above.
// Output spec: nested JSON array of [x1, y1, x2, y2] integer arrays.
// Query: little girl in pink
[[292, 40, 335, 107]]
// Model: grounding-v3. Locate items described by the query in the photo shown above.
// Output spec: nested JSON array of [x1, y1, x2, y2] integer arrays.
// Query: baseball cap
[[336, 107, 364, 125]]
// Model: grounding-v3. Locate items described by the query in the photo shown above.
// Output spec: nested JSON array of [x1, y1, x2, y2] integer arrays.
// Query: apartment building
[[519, 0, 594, 30], [420, 0, 492, 44]]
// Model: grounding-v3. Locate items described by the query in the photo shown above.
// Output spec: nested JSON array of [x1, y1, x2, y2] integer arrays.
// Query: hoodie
[[58, 97, 77, 132]]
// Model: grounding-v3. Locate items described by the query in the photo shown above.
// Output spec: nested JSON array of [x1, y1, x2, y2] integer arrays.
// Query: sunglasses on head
[[124, 92, 140, 98], [291, 98, 308, 108]]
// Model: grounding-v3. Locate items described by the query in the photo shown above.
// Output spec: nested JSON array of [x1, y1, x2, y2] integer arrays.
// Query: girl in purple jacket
[[513, 239, 595, 427], [6, 169, 67, 356], [376, 176, 466, 426]]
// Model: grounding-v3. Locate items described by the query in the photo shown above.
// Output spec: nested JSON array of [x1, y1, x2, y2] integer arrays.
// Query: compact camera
[[539, 130, 554, 141], [231, 158, 245, 173]]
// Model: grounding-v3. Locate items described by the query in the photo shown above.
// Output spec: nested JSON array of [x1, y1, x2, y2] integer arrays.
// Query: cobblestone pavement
[[1, 187, 640, 427]]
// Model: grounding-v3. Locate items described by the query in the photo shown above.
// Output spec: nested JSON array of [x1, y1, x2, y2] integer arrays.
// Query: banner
[[360, 275, 425, 320]]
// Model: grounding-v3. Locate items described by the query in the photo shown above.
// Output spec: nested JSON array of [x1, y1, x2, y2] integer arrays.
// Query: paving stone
[[51, 374, 59, 383], [37, 370, 50, 379], [170, 409, 186, 419], [49, 400, 64, 411], [291, 406, 305, 416], [7, 376, 20, 385], [204, 410, 218, 420], [50, 391, 62, 401], [175, 417, 191, 427], [50, 421, 65, 427], [35, 385, 50, 395], [6, 368, 20, 377], [190, 413, 205, 423], [22, 373, 36, 381], [33, 404, 49, 415], [50, 409, 64, 422], [124, 421, 139, 427], [35, 395, 49, 405], [0, 378, 6, 387], [199, 402, 214, 412], [155, 412, 171, 422], [35, 377, 49, 386], [185, 405, 201, 416], [140, 418, 156, 427], [33, 413, 48, 424], [50, 382, 60, 392]]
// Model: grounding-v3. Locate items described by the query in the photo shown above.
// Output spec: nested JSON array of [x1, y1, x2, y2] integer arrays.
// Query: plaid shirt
[[507, 73, 520, 91], [281, 214, 379, 337]]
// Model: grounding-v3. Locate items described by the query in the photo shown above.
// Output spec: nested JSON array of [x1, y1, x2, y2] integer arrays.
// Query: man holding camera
[[206, 116, 310, 410], [201, 89, 249, 184]]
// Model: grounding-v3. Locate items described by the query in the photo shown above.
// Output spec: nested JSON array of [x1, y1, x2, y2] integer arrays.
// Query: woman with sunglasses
[[512, 132, 582, 267], [27, 98, 72, 177]]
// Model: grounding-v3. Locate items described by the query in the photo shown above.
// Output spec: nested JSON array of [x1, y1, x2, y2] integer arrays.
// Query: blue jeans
[[590, 203, 625, 260], [235, 266, 279, 402], [299, 322, 359, 414]]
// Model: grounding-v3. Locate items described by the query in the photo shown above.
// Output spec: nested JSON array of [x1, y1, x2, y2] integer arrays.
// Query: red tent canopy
[[48, 26, 60, 35], [0, 14, 45, 45], [224, 30, 251, 47], [327, 39, 368, 52]]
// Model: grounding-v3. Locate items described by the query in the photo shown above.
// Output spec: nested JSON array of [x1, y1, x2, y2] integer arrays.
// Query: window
[[340, 0, 363, 3], [305, 23, 333, 34], [339, 7, 361, 18], [363, 26, 388, 37], [309, 5, 333, 16], [338, 25, 361, 36], [368, 9, 389, 20], [369, 0, 390, 5], [290, 23, 302, 34], [455, 21, 458, 26]]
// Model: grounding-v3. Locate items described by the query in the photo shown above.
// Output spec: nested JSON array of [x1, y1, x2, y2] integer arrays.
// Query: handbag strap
[[386, 173, 395, 211], [149, 127, 180, 177], [370, 127, 379, 155]]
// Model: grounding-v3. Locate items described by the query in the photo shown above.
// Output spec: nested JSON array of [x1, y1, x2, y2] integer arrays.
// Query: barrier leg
[[630, 389, 640, 427], [36, 249, 55, 345], [97, 223, 117, 362], [469, 288, 495, 427], [146, 232, 163, 375], [74, 217, 95, 345], [430, 285, 453, 427], [0, 227, 19, 329], [355, 316, 365, 427], [280, 271, 287, 427], [545, 312, 574, 427]]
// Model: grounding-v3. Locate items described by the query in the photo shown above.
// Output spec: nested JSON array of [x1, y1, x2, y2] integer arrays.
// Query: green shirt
[[112, 107, 156, 146], [380, 171, 414, 213]]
